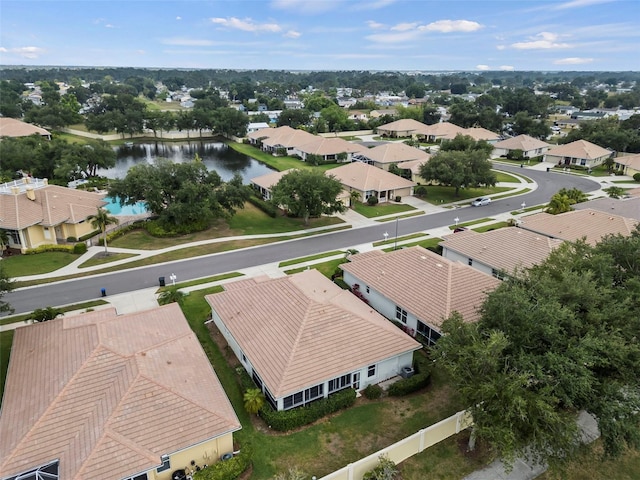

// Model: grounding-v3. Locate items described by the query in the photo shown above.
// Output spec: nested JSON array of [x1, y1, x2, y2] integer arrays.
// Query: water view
[[100, 140, 276, 183]]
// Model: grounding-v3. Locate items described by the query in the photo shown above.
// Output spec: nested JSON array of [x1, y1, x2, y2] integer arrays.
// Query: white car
[[471, 197, 491, 206]]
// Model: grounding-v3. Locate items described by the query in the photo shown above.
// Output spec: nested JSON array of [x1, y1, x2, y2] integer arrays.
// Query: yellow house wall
[[149, 433, 235, 480], [68, 221, 96, 239], [23, 225, 52, 250]]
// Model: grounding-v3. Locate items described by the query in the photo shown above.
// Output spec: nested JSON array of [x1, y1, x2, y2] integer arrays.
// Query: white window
[[43, 227, 51, 240], [156, 455, 170, 473], [367, 364, 376, 378], [395, 306, 407, 323]]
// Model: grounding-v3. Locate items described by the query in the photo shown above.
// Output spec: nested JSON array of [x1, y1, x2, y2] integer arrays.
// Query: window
[[395, 306, 407, 324], [580, 158, 587, 166], [468, 258, 473, 266], [417, 321, 442, 346], [492, 269, 505, 280], [283, 391, 304, 410], [5, 460, 59, 480], [305, 384, 324, 401], [7, 230, 21, 245], [264, 388, 277, 409], [123, 474, 148, 480], [43, 227, 51, 240], [252, 371, 263, 390], [156, 455, 170, 473], [242, 353, 246, 363], [367, 364, 376, 378], [365, 286, 370, 294], [328, 373, 351, 393]]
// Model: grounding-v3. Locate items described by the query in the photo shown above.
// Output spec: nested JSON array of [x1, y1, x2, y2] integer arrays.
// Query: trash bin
[[546, 167, 551, 172], [101, 288, 106, 297], [159, 276, 166, 287]]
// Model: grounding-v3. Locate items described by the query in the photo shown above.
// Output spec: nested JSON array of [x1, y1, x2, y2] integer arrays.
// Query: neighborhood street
[[5, 165, 601, 315]]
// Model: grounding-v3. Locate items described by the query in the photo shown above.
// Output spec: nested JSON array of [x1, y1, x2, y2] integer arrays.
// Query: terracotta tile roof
[[340, 246, 500, 328], [421, 122, 466, 140], [545, 139, 613, 160], [397, 157, 430, 174], [440, 227, 563, 273], [0, 183, 107, 230], [614, 153, 640, 170], [205, 270, 421, 398], [261, 126, 316, 149], [573, 196, 640, 220], [0, 304, 240, 480], [250, 169, 294, 190], [518, 209, 638, 245], [464, 127, 500, 141], [329, 161, 416, 192], [295, 136, 366, 156], [493, 134, 551, 151], [355, 142, 429, 165], [0, 117, 51, 138], [376, 119, 430, 135]]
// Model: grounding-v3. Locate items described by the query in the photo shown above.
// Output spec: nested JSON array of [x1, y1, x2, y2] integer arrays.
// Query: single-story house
[[463, 127, 501, 144], [205, 270, 421, 411], [375, 119, 430, 138], [395, 158, 431, 184], [247, 122, 270, 134], [0, 177, 107, 253], [492, 134, 551, 159], [614, 153, 640, 177], [292, 136, 366, 163], [260, 127, 317, 155], [0, 304, 241, 480], [329, 161, 416, 203], [351, 142, 429, 171], [420, 122, 467, 143], [340, 246, 500, 345], [440, 227, 563, 279], [572, 196, 640, 220], [543, 140, 614, 169], [518, 209, 638, 245], [369, 109, 397, 119], [250, 169, 293, 200], [0, 117, 51, 139]]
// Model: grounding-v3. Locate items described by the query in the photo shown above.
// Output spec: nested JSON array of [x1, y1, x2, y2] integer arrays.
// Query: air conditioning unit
[[400, 366, 414, 379]]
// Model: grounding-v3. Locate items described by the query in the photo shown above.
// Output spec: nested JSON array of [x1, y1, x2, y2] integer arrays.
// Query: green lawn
[[2, 252, 80, 277], [493, 171, 521, 183], [449, 218, 493, 230], [78, 252, 139, 268], [373, 233, 427, 247], [0, 330, 15, 405], [418, 186, 511, 205], [279, 251, 345, 268], [352, 202, 417, 218], [376, 211, 424, 222], [383, 237, 443, 252], [472, 221, 510, 233], [156, 272, 244, 293], [227, 142, 340, 172], [284, 258, 347, 277]]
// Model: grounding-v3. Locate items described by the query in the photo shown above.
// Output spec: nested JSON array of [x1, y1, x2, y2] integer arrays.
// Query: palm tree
[[87, 207, 118, 255], [243, 388, 265, 415], [0, 229, 8, 257], [349, 190, 361, 208], [157, 286, 186, 306]]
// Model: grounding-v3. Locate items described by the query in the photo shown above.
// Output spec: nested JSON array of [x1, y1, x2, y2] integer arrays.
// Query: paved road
[[5, 165, 600, 314]]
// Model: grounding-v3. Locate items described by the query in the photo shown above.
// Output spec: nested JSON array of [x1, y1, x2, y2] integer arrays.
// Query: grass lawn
[[511, 204, 546, 215], [156, 272, 244, 293], [493, 171, 522, 183], [376, 211, 424, 222], [227, 142, 340, 172], [383, 237, 443, 252], [352, 202, 416, 218], [0, 330, 15, 405], [418, 186, 511, 205], [0, 300, 109, 326], [373, 233, 427, 247], [279, 250, 345, 268], [2, 252, 80, 277], [449, 218, 493, 230], [472, 221, 511, 233], [284, 257, 347, 277], [490, 187, 532, 200], [78, 252, 139, 268], [54, 132, 93, 144]]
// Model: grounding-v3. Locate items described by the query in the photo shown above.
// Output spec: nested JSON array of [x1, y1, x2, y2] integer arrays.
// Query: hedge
[[363, 384, 383, 400], [259, 387, 357, 431], [24, 244, 75, 255], [73, 243, 87, 254], [78, 229, 100, 242], [247, 195, 278, 218], [388, 352, 431, 397], [192, 446, 252, 480], [634, 173, 640, 182]]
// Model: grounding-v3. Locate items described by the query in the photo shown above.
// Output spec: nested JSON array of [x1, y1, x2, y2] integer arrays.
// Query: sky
[[1, 0, 639, 72]]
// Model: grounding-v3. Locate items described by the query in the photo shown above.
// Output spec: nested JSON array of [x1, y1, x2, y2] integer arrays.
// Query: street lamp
[[454, 216, 459, 227], [521, 202, 526, 211], [383, 231, 389, 242], [169, 273, 177, 286]]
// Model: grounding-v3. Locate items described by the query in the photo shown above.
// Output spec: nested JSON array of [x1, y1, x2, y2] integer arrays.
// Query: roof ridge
[[281, 298, 314, 388], [445, 262, 453, 317]]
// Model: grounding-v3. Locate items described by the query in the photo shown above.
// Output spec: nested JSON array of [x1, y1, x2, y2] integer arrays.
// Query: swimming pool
[[103, 196, 149, 215]]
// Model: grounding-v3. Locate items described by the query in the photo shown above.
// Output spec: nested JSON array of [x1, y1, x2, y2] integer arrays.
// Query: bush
[[363, 454, 398, 480], [30, 306, 63, 322], [388, 352, 432, 397], [414, 185, 427, 197], [634, 173, 640, 182], [66, 236, 78, 242], [78, 229, 101, 242], [25, 244, 75, 255], [143, 218, 209, 237], [192, 446, 252, 480], [394, 196, 401, 202], [73, 243, 87, 254], [363, 384, 383, 400], [367, 195, 379, 206], [247, 195, 278, 218], [259, 388, 357, 431]]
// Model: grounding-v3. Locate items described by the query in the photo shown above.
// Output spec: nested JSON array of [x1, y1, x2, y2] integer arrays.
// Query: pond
[[99, 140, 275, 183]]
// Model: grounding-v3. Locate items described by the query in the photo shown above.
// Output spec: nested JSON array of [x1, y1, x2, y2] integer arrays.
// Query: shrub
[[367, 195, 379, 206], [394, 196, 401, 202], [634, 173, 640, 182], [363, 384, 383, 400], [363, 454, 398, 480], [25, 244, 75, 255], [259, 388, 357, 431], [78, 229, 101, 242], [247, 195, 278, 218], [30, 306, 63, 322], [66, 236, 78, 242], [192, 446, 252, 480], [73, 243, 87, 254], [388, 352, 432, 397], [143, 218, 209, 237], [414, 185, 427, 197]]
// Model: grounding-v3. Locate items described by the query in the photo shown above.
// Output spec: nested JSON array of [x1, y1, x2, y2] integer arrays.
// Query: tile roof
[[518, 209, 639, 245], [295, 136, 366, 156], [340, 246, 500, 328], [260, 126, 316, 149], [0, 304, 240, 480], [397, 158, 430, 174], [0, 117, 51, 138], [206, 270, 421, 398], [493, 134, 551, 151], [376, 119, 430, 135], [355, 142, 429, 165], [329, 161, 416, 192], [0, 183, 107, 230], [439, 227, 563, 273], [573, 196, 640, 220], [250, 169, 294, 190], [614, 153, 640, 170], [545, 139, 613, 160], [464, 127, 500, 141], [421, 122, 467, 140]]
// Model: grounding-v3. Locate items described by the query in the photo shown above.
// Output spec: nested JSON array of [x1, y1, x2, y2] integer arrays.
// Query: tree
[[243, 388, 265, 415], [0, 230, 8, 257], [30, 306, 63, 322], [157, 286, 186, 306], [546, 193, 573, 214], [363, 454, 399, 480], [603, 186, 625, 199], [439, 134, 494, 158], [87, 207, 119, 255], [419, 150, 496, 196], [277, 109, 311, 129], [270, 170, 345, 225], [434, 232, 640, 469], [0, 264, 15, 314], [557, 187, 588, 204]]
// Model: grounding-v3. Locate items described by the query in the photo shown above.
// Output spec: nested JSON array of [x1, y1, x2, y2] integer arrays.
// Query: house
[[0, 117, 51, 139], [351, 142, 429, 171], [369, 109, 397, 119], [463, 127, 501, 144], [614, 153, 640, 177], [247, 122, 270, 134], [0, 178, 107, 253], [0, 304, 241, 480], [205, 270, 421, 411], [329, 161, 416, 203], [518, 209, 639, 245], [250, 169, 293, 200], [543, 140, 614, 169], [439, 227, 563, 279], [340, 246, 500, 345], [375, 119, 430, 138], [419, 122, 467, 143], [252, 125, 316, 155], [395, 158, 431, 183], [572, 196, 640, 221], [492, 134, 551, 159], [292, 136, 366, 163]]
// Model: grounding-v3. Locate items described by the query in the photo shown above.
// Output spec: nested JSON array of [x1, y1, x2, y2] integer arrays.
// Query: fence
[[319, 410, 473, 480]]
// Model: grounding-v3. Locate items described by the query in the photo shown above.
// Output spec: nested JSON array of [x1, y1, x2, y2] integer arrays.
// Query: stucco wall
[[441, 248, 494, 277]]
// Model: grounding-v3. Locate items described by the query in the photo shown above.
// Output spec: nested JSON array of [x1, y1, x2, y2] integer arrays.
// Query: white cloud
[[350, 0, 397, 11], [3, 46, 45, 59], [391, 22, 419, 32], [211, 17, 282, 33], [496, 45, 506, 50], [553, 0, 614, 10], [366, 30, 422, 44], [270, 0, 341, 14], [366, 20, 385, 30], [500, 65, 515, 71], [161, 37, 215, 46], [0, 47, 7, 52], [511, 32, 571, 49], [420, 20, 483, 33], [476, 64, 491, 71], [284, 30, 301, 38], [176, 16, 182, 21], [554, 57, 594, 65]]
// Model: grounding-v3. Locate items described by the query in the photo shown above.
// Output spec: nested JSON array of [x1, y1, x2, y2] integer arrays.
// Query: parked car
[[471, 197, 491, 206]]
